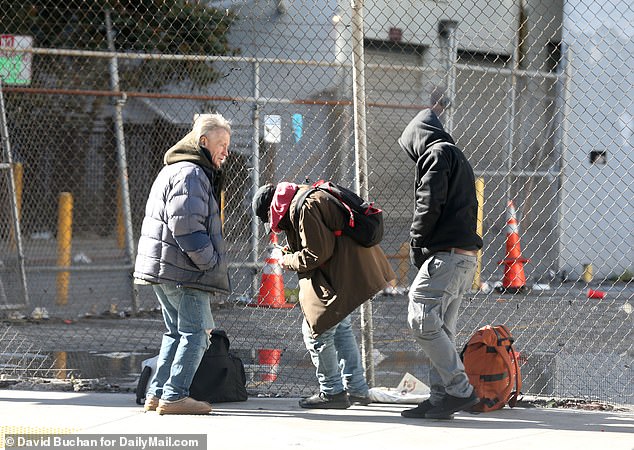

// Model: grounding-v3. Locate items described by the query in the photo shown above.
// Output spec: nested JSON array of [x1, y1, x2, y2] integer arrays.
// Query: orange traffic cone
[[258, 348, 282, 381], [497, 201, 530, 293], [250, 233, 295, 308]]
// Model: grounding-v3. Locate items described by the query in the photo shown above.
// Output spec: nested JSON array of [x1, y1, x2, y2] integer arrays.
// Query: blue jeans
[[407, 251, 477, 403], [302, 314, 369, 397], [147, 283, 215, 401]]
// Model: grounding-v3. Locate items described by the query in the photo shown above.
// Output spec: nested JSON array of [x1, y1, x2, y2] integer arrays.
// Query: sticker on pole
[[264, 114, 281, 144], [0, 35, 33, 85]]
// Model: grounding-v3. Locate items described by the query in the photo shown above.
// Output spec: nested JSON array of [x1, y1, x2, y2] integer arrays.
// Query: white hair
[[192, 113, 231, 143]]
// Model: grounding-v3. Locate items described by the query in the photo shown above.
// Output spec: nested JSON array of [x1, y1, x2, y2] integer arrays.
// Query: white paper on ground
[[368, 372, 430, 404]]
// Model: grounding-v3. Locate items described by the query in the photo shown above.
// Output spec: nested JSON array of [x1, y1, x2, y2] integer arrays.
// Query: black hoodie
[[398, 109, 482, 265]]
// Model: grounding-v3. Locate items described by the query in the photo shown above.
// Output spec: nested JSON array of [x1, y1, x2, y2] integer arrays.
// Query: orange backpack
[[460, 324, 522, 412]]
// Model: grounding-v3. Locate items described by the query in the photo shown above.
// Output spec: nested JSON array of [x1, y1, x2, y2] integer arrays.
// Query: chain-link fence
[[1, 1, 632, 405]]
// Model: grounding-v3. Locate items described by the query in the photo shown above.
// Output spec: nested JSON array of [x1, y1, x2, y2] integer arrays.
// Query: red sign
[[0, 35, 16, 48]]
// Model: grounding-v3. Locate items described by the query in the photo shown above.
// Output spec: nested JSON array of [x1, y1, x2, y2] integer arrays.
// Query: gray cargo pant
[[407, 250, 478, 403]]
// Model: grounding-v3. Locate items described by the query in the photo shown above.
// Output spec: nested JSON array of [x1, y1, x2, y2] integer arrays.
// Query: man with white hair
[[134, 113, 232, 415]]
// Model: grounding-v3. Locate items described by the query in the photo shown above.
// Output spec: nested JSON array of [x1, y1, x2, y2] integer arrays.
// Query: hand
[[280, 254, 294, 271], [274, 244, 290, 255], [409, 246, 425, 269]]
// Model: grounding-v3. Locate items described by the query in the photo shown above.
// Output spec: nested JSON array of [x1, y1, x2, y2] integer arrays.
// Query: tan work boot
[[156, 397, 212, 415], [143, 395, 160, 412]]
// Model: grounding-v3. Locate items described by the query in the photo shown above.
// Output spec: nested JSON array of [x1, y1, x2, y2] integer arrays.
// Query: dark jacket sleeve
[[411, 148, 450, 246]]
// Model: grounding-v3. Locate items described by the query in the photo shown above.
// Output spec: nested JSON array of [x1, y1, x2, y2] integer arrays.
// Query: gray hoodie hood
[[398, 109, 454, 162]]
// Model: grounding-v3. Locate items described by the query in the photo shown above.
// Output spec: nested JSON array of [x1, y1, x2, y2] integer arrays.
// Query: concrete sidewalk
[[0, 390, 633, 450]]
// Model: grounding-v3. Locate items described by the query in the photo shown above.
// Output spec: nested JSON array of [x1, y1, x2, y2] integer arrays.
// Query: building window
[[547, 41, 563, 73], [590, 150, 607, 165]]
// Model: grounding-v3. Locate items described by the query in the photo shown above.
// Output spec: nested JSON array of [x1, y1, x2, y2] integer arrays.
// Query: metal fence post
[[557, 42, 571, 276], [505, 4, 522, 204], [251, 61, 262, 298], [106, 9, 137, 314], [0, 81, 29, 308], [350, 0, 375, 387], [438, 20, 458, 134]]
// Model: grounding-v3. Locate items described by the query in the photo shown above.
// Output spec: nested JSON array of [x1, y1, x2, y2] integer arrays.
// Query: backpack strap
[[292, 184, 347, 238], [494, 325, 521, 408], [291, 187, 317, 233], [293, 187, 316, 222], [313, 180, 355, 228], [496, 325, 521, 406], [508, 345, 521, 407]]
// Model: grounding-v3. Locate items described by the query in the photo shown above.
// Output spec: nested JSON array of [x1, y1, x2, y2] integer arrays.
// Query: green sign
[[0, 35, 32, 85], [0, 55, 27, 84]]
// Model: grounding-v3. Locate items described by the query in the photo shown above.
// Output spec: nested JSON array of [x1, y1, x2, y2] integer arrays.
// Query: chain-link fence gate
[[0, 1, 632, 405]]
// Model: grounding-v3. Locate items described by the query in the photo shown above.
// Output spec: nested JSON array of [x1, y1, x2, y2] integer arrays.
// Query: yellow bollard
[[9, 162, 23, 249], [56, 192, 73, 305], [472, 177, 485, 291], [13, 162, 22, 218], [582, 263, 593, 283], [54, 351, 67, 380]]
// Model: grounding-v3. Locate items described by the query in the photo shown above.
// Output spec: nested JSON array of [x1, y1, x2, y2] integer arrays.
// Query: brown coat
[[281, 187, 396, 337]]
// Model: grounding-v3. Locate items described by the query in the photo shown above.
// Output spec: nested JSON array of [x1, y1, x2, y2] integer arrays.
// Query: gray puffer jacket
[[133, 131, 230, 294]]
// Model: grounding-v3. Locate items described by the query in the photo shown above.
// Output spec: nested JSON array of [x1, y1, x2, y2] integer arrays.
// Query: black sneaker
[[424, 392, 479, 419], [400, 400, 453, 419], [348, 394, 371, 406], [298, 391, 351, 409]]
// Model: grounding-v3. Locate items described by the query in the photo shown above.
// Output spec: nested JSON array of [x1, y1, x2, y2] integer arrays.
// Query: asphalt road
[[2, 282, 632, 405]]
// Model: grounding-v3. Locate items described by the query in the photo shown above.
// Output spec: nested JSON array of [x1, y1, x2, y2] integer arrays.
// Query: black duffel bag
[[136, 329, 248, 405]]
